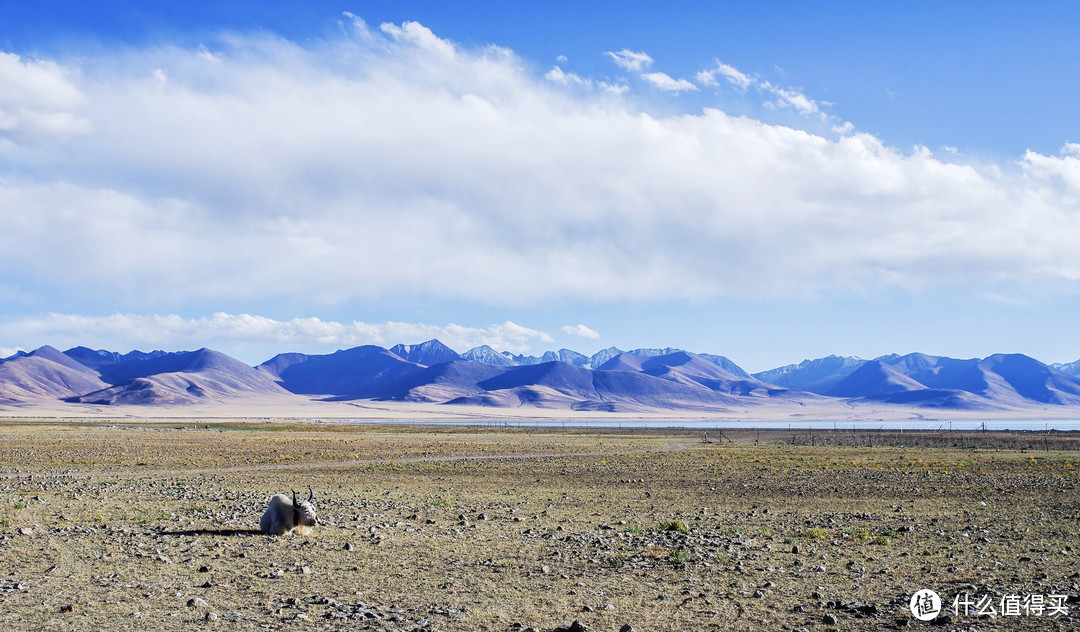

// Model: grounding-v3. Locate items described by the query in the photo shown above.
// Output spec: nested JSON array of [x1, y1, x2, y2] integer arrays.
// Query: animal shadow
[[157, 528, 263, 537]]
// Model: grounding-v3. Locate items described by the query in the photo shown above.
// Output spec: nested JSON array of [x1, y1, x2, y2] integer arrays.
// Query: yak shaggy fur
[[259, 489, 318, 536]]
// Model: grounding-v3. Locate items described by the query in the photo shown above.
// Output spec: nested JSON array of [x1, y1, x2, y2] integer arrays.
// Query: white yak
[[259, 487, 319, 535]]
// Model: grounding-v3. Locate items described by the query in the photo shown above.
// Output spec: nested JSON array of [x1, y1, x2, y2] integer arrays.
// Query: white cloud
[[1, 21, 1079, 320], [545, 66, 588, 87], [1022, 143, 1080, 203], [0, 51, 91, 143], [696, 60, 828, 120], [562, 324, 600, 339], [604, 49, 653, 71], [0, 347, 24, 359], [697, 61, 752, 91], [640, 72, 697, 93], [0, 313, 555, 360], [761, 81, 820, 117]]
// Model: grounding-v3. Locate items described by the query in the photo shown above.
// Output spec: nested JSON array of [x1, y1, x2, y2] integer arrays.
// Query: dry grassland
[[0, 420, 1078, 631]]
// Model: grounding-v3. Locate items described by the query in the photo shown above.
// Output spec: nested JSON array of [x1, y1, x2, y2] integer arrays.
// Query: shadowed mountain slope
[[598, 352, 778, 397], [371, 360, 509, 402], [753, 355, 867, 394], [977, 353, 1080, 405], [827, 361, 928, 398], [443, 360, 743, 411], [68, 347, 263, 385], [258, 346, 423, 397], [825, 360, 996, 409], [63, 346, 169, 379]]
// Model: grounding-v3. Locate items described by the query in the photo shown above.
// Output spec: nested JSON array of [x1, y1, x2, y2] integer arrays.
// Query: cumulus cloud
[[0, 313, 554, 360], [0, 51, 91, 143], [1023, 142, 1080, 197], [0, 20, 1079, 322], [641, 72, 697, 93], [605, 49, 653, 71], [561, 324, 600, 339]]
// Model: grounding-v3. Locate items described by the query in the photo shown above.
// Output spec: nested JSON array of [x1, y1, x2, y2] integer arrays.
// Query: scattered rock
[[823, 613, 838, 625], [187, 597, 209, 608], [204, 612, 218, 621]]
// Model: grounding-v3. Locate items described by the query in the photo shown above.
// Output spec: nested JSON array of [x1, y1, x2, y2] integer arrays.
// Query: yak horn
[[308, 485, 314, 502]]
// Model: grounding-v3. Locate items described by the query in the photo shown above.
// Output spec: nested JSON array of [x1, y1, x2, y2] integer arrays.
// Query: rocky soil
[[0, 421, 1078, 631]]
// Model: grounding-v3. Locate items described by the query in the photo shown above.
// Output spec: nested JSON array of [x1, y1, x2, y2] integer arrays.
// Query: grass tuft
[[659, 519, 690, 534]]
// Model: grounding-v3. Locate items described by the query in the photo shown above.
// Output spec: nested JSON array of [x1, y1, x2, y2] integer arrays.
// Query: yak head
[[292, 486, 318, 527]]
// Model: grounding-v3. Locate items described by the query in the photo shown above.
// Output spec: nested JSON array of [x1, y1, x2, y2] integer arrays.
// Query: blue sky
[[2, 2, 1080, 372]]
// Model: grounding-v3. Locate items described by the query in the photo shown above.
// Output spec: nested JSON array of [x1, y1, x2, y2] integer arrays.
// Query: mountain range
[[3, 341, 1080, 413]]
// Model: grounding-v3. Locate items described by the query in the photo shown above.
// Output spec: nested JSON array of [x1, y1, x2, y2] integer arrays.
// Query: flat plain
[[1, 420, 1078, 631]]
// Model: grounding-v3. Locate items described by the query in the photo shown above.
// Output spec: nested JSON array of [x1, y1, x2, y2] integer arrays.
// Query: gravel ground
[[0, 421, 1078, 631]]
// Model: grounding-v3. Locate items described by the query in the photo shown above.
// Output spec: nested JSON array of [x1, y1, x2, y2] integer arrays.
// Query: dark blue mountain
[[65, 346, 245, 385], [978, 353, 1080, 405], [372, 360, 508, 402], [753, 355, 867, 394], [597, 351, 778, 397], [444, 360, 743, 411], [63, 346, 169, 376], [820, 352, 1080, 409], [258, 345, 424, 397], [827, 360, 927, 398]]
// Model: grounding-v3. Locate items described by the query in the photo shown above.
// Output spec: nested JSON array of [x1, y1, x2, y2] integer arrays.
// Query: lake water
[[333, 418, 1080, 431]]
